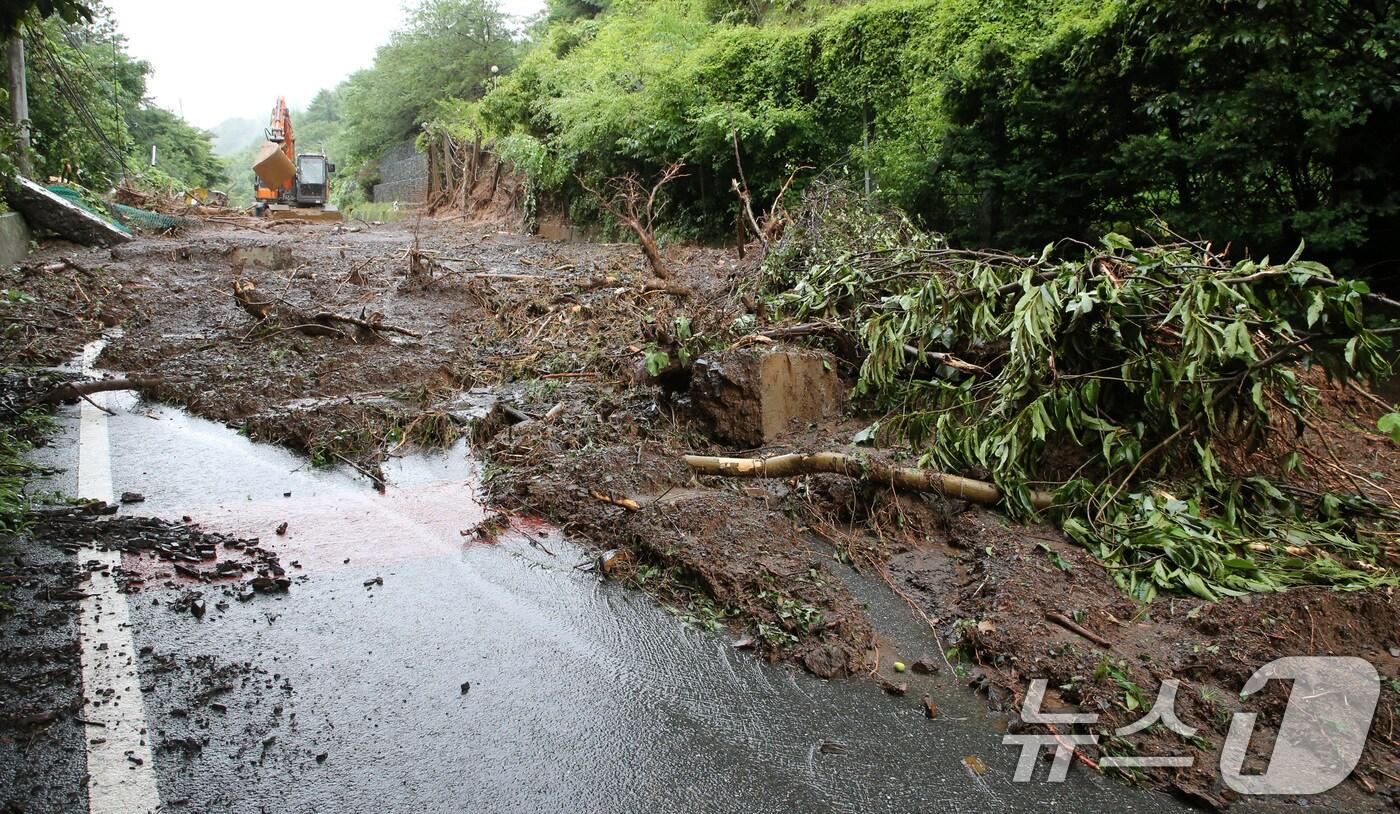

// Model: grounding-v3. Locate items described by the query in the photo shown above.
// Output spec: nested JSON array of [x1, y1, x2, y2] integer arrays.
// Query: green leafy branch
[[763, 185, 1400, 601]]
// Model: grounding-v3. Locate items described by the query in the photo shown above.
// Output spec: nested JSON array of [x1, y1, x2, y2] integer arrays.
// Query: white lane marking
[[76, 347, 160, 814]]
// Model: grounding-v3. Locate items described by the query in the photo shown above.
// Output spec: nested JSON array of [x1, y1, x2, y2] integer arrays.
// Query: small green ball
[[893, 661, 907, 672]]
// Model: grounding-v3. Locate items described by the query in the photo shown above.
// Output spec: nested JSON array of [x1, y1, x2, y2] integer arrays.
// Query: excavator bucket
[[253, 141, 295, 188]]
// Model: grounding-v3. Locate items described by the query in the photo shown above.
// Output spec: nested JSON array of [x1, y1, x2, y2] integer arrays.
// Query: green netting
[[45, 185, 132, 237], [46, 185, 194, 233], [108, 202, 194, 231]]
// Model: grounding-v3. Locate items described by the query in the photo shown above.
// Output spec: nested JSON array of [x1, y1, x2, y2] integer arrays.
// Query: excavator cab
[[294, 154, 334, 207]]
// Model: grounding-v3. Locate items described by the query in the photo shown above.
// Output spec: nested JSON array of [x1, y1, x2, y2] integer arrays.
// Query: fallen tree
[[762, 184, 1400, 601], [685, 452, 1053, 510], [578, 162, 691, 295], [36, 376, 166, 406], [232, 279, 421, 340]]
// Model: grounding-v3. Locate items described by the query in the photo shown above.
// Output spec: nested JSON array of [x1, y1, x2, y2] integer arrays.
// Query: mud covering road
[[0, 347, 1195, 813], [2, 218, 1397, 810]]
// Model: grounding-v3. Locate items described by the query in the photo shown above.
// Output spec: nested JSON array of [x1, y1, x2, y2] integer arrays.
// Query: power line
[[26, 29, 129, 172], [43, 31, 126, 156]]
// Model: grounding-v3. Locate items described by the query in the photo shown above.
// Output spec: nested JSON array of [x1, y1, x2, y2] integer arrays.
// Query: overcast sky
[[106, 0, 545, 129]]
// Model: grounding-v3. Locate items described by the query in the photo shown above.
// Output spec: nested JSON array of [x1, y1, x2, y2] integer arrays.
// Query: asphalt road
[[12, 342, 1195, 813]]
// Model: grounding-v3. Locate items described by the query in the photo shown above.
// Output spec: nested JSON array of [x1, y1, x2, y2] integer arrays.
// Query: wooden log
[[38, 376, 167, 405], [640, 278, 692, 297], [683, 452, 1052, 510]]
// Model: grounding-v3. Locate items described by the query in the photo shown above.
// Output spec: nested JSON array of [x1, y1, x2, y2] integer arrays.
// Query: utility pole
[[6, 35, 31, 177]]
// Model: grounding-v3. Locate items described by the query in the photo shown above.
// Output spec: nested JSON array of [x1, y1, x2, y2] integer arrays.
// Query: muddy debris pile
[[28, 502, 291, 597], [11, 213, 1400, 808]]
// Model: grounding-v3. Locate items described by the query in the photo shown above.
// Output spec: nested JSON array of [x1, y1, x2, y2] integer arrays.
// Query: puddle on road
[[45, 340, 1191, 813]]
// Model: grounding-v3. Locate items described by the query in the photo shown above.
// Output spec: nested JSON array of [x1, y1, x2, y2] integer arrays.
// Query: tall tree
[[340, 0, 518, 161]]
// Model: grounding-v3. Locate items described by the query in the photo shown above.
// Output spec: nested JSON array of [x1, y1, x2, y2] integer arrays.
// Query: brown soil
[[881, 507, 1400, 809], [5, 215, 1400, 808]]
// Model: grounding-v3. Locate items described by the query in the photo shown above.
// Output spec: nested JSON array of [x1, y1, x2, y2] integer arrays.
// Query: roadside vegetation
[[1, 3, 226, 198], [766, 185, 1400, 600], [470, 0, 1398, 275]]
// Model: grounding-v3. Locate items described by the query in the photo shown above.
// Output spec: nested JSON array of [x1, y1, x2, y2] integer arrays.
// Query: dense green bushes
[[479, 0, 1400, 275]]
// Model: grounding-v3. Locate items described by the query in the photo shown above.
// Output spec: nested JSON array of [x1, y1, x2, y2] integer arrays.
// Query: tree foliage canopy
[[766, 184, 1400, 600], [477, 0, 1400, 276], [339, 0, 519, 165], [2, 4, 223, 193]]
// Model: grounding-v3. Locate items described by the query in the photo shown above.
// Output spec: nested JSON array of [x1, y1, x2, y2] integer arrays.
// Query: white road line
[[76, 342, 160, 814]]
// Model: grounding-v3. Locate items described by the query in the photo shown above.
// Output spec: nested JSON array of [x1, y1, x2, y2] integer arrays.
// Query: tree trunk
[[629, 218, 669, 279], [683, 452, 1053, 510]]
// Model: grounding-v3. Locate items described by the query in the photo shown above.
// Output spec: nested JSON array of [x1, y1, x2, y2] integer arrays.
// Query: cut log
[[683, 452, 1053, 510], [640, 278, 692, 297], [38, 376, 166, 405]]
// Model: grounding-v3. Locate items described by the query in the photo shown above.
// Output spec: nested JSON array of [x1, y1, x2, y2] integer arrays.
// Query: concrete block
[[5, 177, 130, 246], [0, 211, 31, 266]]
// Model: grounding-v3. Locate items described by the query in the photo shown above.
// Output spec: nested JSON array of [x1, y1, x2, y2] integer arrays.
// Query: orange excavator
[[251, 96, 339, 220]]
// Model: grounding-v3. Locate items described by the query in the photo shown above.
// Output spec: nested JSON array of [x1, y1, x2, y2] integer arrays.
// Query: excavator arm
[[251, 95, 338, 219], [254, 97, 296, 202]]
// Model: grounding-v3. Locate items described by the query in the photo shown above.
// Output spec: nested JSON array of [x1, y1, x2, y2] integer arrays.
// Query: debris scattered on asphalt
[[877, 678, 907, 696], [817, 740, 848, 755], [909, 657, 939, 675]]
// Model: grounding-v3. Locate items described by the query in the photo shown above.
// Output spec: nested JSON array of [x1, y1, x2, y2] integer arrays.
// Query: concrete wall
[[373, 140, 428, 204], [0, 211, 31, 266]]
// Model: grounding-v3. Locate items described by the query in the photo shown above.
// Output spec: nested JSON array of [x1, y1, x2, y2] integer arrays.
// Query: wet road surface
[[24, 341, 1196, 813]]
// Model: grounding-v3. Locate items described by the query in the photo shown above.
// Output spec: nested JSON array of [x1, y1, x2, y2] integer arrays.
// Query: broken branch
[[591, 490, 640, 512], [38, 376, 167, 405], [683, 452, 1052, 510]]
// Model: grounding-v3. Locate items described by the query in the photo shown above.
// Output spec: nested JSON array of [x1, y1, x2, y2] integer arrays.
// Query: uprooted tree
[[759, 184, 1400, 602], [578, 161, 687, 286]]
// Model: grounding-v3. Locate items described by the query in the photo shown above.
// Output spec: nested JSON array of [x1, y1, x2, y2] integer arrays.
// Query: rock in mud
[[878, 678, 908, 696], [800, 643, 850, 679], [910, 657, 939, 675], [690, 346, 845, 446]]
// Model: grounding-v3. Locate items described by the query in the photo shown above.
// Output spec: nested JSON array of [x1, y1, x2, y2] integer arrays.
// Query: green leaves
[[1379, 412, 1400, 444], [766, 188, 1400, 601]]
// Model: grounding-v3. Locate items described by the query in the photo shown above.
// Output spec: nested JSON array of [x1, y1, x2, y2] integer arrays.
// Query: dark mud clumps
[[140, 650, 298, 776], [28, 502, 291, 596], [886, 507, 1400, 810], [0, 516, 89, 810]]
